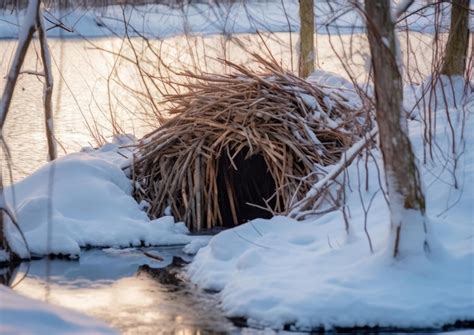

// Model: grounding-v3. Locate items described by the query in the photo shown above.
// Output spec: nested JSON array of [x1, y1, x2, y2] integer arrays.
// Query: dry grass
[[132, 55, 367, 231]]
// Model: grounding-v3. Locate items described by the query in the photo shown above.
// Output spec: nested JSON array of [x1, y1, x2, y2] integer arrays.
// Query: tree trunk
[[298, 0, 314, 78], [365, 0, 428, 258], [0, 0, 40, 263], [441, 0, 469, 76], [0, 0, 38, 127], [37, 3, 57, 161]]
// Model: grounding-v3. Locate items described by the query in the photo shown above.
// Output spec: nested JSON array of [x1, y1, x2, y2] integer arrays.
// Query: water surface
[[0, 32, 439, 182], [12, 247, 239, 334]]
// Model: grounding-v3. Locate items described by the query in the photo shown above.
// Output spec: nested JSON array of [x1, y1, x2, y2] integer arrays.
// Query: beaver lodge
[[132, 57, 367, 231]]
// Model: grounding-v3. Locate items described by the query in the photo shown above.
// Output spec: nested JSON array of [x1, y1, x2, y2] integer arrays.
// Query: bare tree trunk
[[0, 0, 38, 127], [0, 0, 57, 265], [298, 0, 314, 78], [0, 0, 44, 263], [365, 0, 428, 258], [441, 0, 469, 76], [0, 0, 55, 160], [37, 3, 57, 161]]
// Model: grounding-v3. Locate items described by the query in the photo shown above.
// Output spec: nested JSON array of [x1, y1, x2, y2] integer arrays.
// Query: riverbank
[[0, 44, 472, 332], [2, 135, 199, 260], [3, 75, 471, 333], [187, 76, 474, 331]]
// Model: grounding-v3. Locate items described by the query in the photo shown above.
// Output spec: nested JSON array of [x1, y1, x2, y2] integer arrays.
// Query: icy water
[[7, 247, 474, 334], [10, 247, 241, 334], [0, 32, 439, 183]]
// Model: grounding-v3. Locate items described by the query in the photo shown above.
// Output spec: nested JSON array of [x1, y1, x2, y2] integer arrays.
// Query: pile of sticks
[[133, 56, 366, 230]]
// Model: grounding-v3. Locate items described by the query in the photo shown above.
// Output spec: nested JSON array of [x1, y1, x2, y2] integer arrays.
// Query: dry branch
[[133, 57, 369, 230], [37, 4, 57, 161], [0, 0, 55, 263]]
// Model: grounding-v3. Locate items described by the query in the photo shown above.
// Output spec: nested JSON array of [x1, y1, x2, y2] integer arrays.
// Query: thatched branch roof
[[133, 56, 368, 231]]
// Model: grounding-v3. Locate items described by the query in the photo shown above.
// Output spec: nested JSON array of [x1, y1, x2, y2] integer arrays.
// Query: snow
[[0, 0, 460, 40], [0, 0, 471, 329], [393, 0, 415, 21], [183, 236, 213, 255], [3, 135, 193, 258], [187, 80, 474, 330], [404, 75, 471, 119], [0, 250, 8, 263], [0, 285, 116, 334], [307, 69, 365, 110], [289, 126, 378, 219]]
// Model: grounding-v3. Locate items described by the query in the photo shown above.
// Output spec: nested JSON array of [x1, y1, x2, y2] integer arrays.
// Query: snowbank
[[4, 135, 192, 258], [0, 0, 456, 39], [187, 80, 474, 330], [0, 285, 115, 334]]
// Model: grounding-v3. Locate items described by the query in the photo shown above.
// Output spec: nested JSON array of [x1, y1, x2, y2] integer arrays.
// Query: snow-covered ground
[[1, 73, 472, 332], [0, 0, 456, 40], [3, 135, 194, 260], [1, 136, 199, 333], [187, 77, 474, 331], [0, 285, 116, 334], [0, 1, 471, 332]]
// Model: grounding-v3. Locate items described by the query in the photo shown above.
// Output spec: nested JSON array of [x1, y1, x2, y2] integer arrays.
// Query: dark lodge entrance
[[217, 149, 277, 227], [132, 59, 361, 232]]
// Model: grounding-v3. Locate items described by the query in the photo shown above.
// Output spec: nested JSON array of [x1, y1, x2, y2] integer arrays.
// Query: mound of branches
[[133, 56, 368, 231]]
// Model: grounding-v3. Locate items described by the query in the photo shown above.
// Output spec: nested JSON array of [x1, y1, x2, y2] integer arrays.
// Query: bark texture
[[37, 5, 57, 161], [441, 0, 470, 76], [365, 0, 427, 258], [298, 0, 315, 78]]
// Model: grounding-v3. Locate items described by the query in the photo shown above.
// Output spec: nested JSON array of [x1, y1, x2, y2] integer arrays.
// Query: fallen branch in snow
[[143, 251, 164, 261], [289, 127, 378, 220]]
